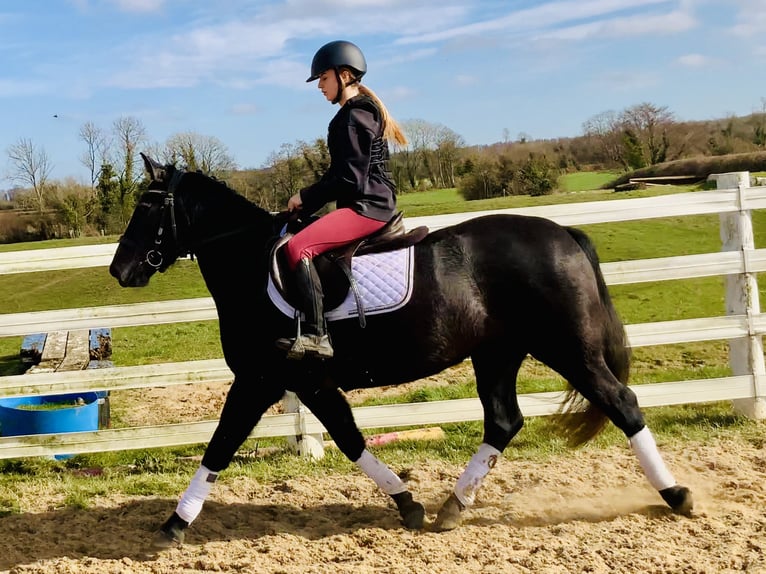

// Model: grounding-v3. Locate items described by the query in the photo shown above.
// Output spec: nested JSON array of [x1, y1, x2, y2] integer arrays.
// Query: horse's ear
[[140, 152, 166, 182]]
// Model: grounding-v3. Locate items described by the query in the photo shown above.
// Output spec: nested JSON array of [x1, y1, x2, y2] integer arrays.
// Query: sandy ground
[[2, 367, 765, 573], [1, 437, 765, 573]]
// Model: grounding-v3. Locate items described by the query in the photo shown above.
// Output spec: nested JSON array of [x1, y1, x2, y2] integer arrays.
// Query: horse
[[109, 154, 693, 545]]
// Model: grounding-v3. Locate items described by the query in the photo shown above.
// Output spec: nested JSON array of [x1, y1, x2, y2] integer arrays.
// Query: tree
[[50, 179, 96, 237], [95, 163, 122, 234], [112, 116, 148, 219], [620, 102, 674, 166], [390, 145, 419, 191], [79, 122, 109, 189], [433, 126, 465, 188], [753, 97, 766, 149], [164, 132, 236, 177], [6, 138, 53, 212], [263, 143, 308, 211], [518, 154, 558, 196], [458, 157, 501, 200], [300, 138, 330, 180], [582, 110, 627, 169], [402, 119, 442, 188], [622, 129, 647, 169]]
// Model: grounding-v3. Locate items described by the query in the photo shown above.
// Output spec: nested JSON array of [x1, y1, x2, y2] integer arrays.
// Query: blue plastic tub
[[0, 392, 99, 437]]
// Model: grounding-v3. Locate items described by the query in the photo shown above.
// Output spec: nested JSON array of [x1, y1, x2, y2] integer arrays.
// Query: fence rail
[[0, 174, 764, 459]]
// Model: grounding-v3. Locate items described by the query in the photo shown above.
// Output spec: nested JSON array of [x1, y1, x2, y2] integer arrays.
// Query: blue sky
[[1, 0, 765, 182]]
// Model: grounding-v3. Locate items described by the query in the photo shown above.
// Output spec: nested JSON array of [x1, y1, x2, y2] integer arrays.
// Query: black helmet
[[306, 40, 367, 82]]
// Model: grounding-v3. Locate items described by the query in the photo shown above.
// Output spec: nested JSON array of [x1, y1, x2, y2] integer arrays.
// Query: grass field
[[0, 176, 764, 498]]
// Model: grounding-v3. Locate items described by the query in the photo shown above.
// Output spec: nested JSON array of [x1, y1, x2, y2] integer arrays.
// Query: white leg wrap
[[454, 443, 501, 507], [354, 449, 407, 495], [629, 426, 676, 491], [175, 465, 219, 524]]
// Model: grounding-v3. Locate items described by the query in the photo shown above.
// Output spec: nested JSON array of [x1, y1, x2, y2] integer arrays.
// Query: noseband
[[120, 167, 189, 271]]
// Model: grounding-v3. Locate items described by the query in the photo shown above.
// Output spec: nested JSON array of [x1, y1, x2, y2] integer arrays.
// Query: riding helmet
[[306, 40, 367, 82]]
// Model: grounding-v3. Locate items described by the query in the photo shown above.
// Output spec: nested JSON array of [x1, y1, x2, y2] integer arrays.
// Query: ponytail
[[358, 84, 408, 147]]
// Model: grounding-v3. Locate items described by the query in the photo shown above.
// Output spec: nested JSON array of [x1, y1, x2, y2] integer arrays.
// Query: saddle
[[270, 212, 429, 326]]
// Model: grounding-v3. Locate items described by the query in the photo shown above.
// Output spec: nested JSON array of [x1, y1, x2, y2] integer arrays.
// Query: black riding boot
[[276, 257, 334, 360]]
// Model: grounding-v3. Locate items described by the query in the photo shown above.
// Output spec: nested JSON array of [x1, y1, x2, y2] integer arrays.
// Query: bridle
[[120, 167, 189, 272], [120, 165, 261, 273], [144, 188, 183, 270]]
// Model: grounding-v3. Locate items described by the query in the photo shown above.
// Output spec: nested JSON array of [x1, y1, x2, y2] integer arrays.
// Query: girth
[[269, 212, 428, 327]]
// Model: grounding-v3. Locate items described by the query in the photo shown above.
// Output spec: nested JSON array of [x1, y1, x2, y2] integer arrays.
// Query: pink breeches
[[284, 208, 387, 270]]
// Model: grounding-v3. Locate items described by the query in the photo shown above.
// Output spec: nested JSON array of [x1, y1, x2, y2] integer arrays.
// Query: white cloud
[[538, 8, 696, 41], [112, 0, 165, 12], [593, 70, 660, 92], [676, 53, 713, 67], [0, 79, 47, 97], [456, 74, 477, 86], [384, 48, 439, 66], [105, 1, 461, 90], [229, 103, 260, 116], [269, 0, 468, 36], [395, 0, 674, 45], [67, 0, 89, 10], [728, 0, 766, 37], [381, 85, 417, 102]]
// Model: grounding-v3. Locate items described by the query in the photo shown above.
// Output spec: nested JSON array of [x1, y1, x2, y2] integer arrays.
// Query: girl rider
[[275, 40, 408, 360]]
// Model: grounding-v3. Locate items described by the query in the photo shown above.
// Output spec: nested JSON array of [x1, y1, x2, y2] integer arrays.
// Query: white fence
[[0, 172, 764, 459]]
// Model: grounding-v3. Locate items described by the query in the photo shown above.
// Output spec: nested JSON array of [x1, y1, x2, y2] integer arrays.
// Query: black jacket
[[299, 95, 397, 222]]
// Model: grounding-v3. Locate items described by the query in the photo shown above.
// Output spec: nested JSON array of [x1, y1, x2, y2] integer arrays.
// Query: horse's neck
[[176, 178, 275, 305], [182, 186, 271, 246]]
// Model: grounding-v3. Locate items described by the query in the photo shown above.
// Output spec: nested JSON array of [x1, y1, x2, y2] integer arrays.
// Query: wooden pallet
[[19, 328, 113, 428]]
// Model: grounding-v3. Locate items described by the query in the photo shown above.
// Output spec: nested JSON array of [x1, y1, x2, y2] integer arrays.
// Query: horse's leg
[[540, 345, 693, 516], [155, 375, 285, 546], [433, 345, 526, 532], [295, 387, 425, 529]]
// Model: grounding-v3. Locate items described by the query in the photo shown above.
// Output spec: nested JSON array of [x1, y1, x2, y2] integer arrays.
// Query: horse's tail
[[557, 226, 632, 446]]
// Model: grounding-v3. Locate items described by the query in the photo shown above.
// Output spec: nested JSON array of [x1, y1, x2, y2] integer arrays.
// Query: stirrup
[[275, 336, 306, 360], [301, 334, 334, 359], [275, 334, 333, 360]]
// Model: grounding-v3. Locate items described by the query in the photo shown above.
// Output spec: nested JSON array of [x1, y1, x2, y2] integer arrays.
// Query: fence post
[[282, 391, 325, 458], [716, 171, 766, 419]]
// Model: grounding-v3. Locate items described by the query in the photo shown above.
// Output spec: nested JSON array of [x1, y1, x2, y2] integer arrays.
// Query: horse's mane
[[181, 170, 274, 226]]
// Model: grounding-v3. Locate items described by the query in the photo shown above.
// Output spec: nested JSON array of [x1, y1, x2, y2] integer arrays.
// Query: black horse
[[110, 155, 692, 544]]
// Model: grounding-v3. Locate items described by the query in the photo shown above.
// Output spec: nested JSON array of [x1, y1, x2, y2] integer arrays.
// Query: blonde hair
[[358, 84, 408, 146]]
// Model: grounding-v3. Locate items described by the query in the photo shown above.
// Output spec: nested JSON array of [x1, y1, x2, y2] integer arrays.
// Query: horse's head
[[109, 153, 189, 287]]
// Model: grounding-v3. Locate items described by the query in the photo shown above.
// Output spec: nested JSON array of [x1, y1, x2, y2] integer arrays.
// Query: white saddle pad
[[267, 247, 415, 322]]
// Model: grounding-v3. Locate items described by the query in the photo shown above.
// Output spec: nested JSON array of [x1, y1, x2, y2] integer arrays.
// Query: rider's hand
[[287, 193, 303, 212]]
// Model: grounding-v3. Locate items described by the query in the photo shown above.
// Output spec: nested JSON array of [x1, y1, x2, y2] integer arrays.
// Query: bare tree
[[582, 110, 627, 169], [434, 126, 465, 188], [112, 116, 147, 191], [109, 116, 148, 227], [164, 132, 236, 177], [403, 119, 441, 186], [6, 138, 53, 212], [79, 122, 109, 189]]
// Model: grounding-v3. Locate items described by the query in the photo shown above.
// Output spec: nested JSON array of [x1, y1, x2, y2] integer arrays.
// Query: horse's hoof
[[432, 493, 465, 532], [659, 485, 694, 516], [391, 491, 425, 530], [153, 512, 188, 548]]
